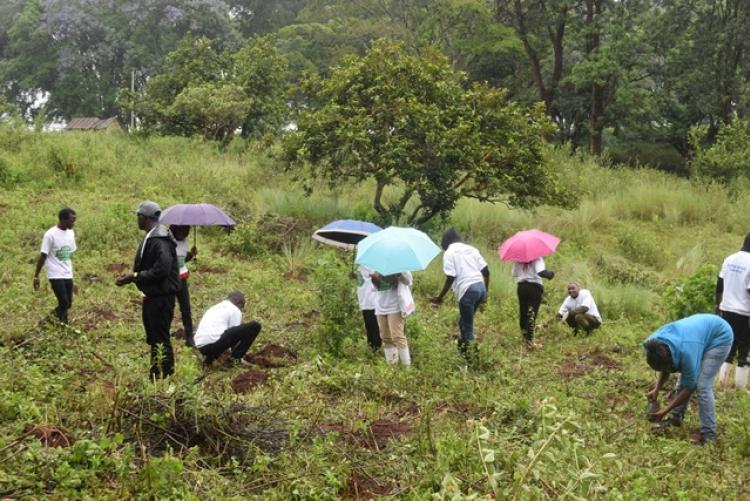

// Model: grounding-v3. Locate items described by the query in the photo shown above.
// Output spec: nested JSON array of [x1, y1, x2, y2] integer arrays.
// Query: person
[[33, 208, 77, 325], [169, 225, 197, 347], [644, 313, 733, 445], [431, 229, 490, 356], [372, 271, 413, 366], [193, 291, 262, 366], [512, 257, 554, 348], [715, 233, 750, 389], [556, 283, 601, 336], [352, 265, 381, 350], [115, 201, 179, 380]]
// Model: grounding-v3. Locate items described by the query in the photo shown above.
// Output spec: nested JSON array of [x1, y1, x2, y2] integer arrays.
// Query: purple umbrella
[[160, 203, 236, 226], [160, 204, 236, 254]]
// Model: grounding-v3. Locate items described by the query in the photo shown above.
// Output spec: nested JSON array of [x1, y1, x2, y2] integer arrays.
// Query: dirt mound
[[79, 306, 119, 330], [231, 369, 269, 393], [106, 262, 128, 273], [320, 418, 412, 450], [343, 473, 394, 500], [559, 349, 622, 379], [243, 343, 298, 368], [25, 425, 75, 448]]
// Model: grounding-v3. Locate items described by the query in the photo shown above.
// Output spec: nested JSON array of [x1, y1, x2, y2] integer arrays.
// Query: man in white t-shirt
[[33, 208, 77, 324], [715, 234, 750, 389], [169, 225, 197, 347], [431, 229, 490, 356], [352, 265, 381, 350], [194, 291, 262, 366], [556, 283, 602, 336]]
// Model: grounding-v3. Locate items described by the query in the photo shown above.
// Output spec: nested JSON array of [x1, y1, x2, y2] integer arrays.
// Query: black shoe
[[651, 416, 682, 433]]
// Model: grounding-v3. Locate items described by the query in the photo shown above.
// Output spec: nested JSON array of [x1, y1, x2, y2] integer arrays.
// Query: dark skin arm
[[186, 246, 197, 262], [33, 253, 47, 290], [431, 276, 455, 305], [649, 387, 694, 422], [715, 277, 723, 313]]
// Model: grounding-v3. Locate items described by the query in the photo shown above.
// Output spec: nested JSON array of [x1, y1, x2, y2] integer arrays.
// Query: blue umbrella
[[312, 219, 382, 250], [355, 226, 441, 275]]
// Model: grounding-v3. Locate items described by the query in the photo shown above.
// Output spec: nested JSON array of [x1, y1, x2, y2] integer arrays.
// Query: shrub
[[312, 254, 361, 356], [662, 263, 718, 320], [690, 118, 750, 182]]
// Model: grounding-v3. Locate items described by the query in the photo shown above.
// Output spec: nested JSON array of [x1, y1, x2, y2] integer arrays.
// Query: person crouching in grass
[[644, 313, 733, 445]]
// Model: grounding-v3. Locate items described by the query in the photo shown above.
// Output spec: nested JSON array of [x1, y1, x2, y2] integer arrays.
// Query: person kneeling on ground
[[643, 313, 733, 445], [556, 283, 601, 336], [194, 291, 262, 367]]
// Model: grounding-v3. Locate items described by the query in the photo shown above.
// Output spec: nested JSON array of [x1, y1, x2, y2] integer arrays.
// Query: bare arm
[[33, 253, 47, 290], [431, 276, 455, 304]]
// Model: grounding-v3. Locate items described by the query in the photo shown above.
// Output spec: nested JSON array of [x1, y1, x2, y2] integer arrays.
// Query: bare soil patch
[[79, 306, 118, 330], [282, 271, 308, 282], [558, 349, 621, 380], [106, 262, 128, 273], [342, 473, 394, 500], [319, 418, 412, 450], [244, 343, 298, 368], [25, 424, 76, 448], [231, 369, 270, 393]]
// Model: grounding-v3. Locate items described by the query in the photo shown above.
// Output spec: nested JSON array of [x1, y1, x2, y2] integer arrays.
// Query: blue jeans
[[458, 281, 486, 350], [671, 344, 732, 440]]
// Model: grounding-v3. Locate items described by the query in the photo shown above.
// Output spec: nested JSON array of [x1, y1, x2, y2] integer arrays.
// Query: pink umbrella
[[498, 229, 560, 262]]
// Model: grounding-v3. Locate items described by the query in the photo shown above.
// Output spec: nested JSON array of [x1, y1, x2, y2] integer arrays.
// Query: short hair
[[58, 207, 76, 221], [644, 340, 672, 371], [227, 291, 245, 305]]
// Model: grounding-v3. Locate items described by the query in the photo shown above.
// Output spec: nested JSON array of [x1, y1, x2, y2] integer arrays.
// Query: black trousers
[[198, 322, 262, 364], [49, 279, 74, 324], [362, 309, 382, 349], [176, 279, 194, 345], [142, 295, 176, 379], [721, 310, 750, 367], [517, 282, 543, 341]]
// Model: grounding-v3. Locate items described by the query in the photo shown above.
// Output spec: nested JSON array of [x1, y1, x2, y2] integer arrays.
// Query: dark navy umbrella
[[312, 219, 382, 250]]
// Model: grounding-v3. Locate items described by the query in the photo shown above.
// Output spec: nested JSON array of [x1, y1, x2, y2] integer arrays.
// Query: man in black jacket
[[116, 201, 180, 379]]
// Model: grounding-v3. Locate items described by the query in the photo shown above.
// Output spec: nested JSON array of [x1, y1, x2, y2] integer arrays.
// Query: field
[[1, 128, 749, 499]]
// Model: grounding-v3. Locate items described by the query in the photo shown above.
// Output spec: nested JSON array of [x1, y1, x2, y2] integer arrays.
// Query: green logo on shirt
[[177, 256, 186, 268], [56, 245, 72, 261]]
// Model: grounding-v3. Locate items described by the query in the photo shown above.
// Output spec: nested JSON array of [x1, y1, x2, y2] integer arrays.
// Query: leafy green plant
[[663, 263, 718, 319], [312, 255, 361, 356]]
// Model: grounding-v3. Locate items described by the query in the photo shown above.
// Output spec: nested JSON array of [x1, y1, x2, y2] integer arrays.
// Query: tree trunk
[[585, 0, 604, 156]]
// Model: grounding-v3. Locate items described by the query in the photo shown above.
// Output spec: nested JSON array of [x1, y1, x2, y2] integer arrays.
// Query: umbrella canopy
[[498, 229, 560, 263], [159, 203, 236, 226], [312, 219, 382, 250], [355, 226, 441, 275]]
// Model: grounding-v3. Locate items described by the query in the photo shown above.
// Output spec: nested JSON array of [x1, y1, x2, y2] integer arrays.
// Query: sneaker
[[239, 357, 253, 367], [525, 341, 543, 350], [690, 432, 715, 446]]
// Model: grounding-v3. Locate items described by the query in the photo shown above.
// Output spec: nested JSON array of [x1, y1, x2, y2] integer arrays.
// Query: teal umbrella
[[355, 226, 441, 275]]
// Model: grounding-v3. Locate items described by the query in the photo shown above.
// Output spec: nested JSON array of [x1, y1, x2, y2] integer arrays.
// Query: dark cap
[[135, 200, 161, 219]]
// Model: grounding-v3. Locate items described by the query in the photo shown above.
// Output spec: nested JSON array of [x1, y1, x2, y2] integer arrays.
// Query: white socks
[[735, 366, 749, 390], [383, 346, 399, 365], [383, 346, 410, 366], [718, 362, 733, 387], [398, 347, 411, 366]]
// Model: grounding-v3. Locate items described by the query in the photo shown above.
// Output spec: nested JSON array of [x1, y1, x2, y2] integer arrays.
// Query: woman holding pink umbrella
[[499, 229, 559, 349]]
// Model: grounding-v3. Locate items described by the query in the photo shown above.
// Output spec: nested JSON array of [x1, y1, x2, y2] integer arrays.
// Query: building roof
[[66, 117, 120, 130]]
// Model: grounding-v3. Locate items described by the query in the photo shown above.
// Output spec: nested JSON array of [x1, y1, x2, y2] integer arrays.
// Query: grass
[[1, 129, 750, 498]]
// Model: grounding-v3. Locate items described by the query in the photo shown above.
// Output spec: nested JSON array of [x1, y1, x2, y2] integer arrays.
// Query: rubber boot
[[383, 346, 399, 365], [398, 346, 411, 366], [735, 366, 749, 390], [718, 362, 733, 388]]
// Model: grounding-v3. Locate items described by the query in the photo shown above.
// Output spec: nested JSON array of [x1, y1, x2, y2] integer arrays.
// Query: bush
[[607, 141, 687, 176], [690, 118, 750, 182], [312, 254, 361, 356], [662, 263, 718, 320]]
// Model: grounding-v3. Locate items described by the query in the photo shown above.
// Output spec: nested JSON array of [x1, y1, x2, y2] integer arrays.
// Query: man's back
[[719, 251, 750, 316]]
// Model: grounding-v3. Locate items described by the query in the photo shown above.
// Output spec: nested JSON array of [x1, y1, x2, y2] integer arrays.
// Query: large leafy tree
[[284, 40, 566, 225], [132, 35, 289, 142]]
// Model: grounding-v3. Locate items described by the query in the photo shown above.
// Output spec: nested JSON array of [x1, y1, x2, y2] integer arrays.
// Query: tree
[[689, 118, 750, 183], [283, 40, 567, 225], [132, 35, 289, 142]]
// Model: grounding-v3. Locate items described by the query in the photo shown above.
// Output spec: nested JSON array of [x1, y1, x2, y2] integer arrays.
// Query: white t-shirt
[[558, 288, 601, 322], [40, 226, 77, 279], [175, 239, 189, 278], [443, 242, 487, 301], [512, 258, 545, 285], [194, 300, 242, 348], [356, 265, 378, 311], [719, 251, 750, 316], [374, 271, 413, 316]]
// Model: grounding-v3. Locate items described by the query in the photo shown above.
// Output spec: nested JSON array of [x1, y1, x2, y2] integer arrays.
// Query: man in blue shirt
[[643, 313, 733, 444]]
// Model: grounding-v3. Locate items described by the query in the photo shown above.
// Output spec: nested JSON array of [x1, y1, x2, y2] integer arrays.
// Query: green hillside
[[1, 129, 749, 498]]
